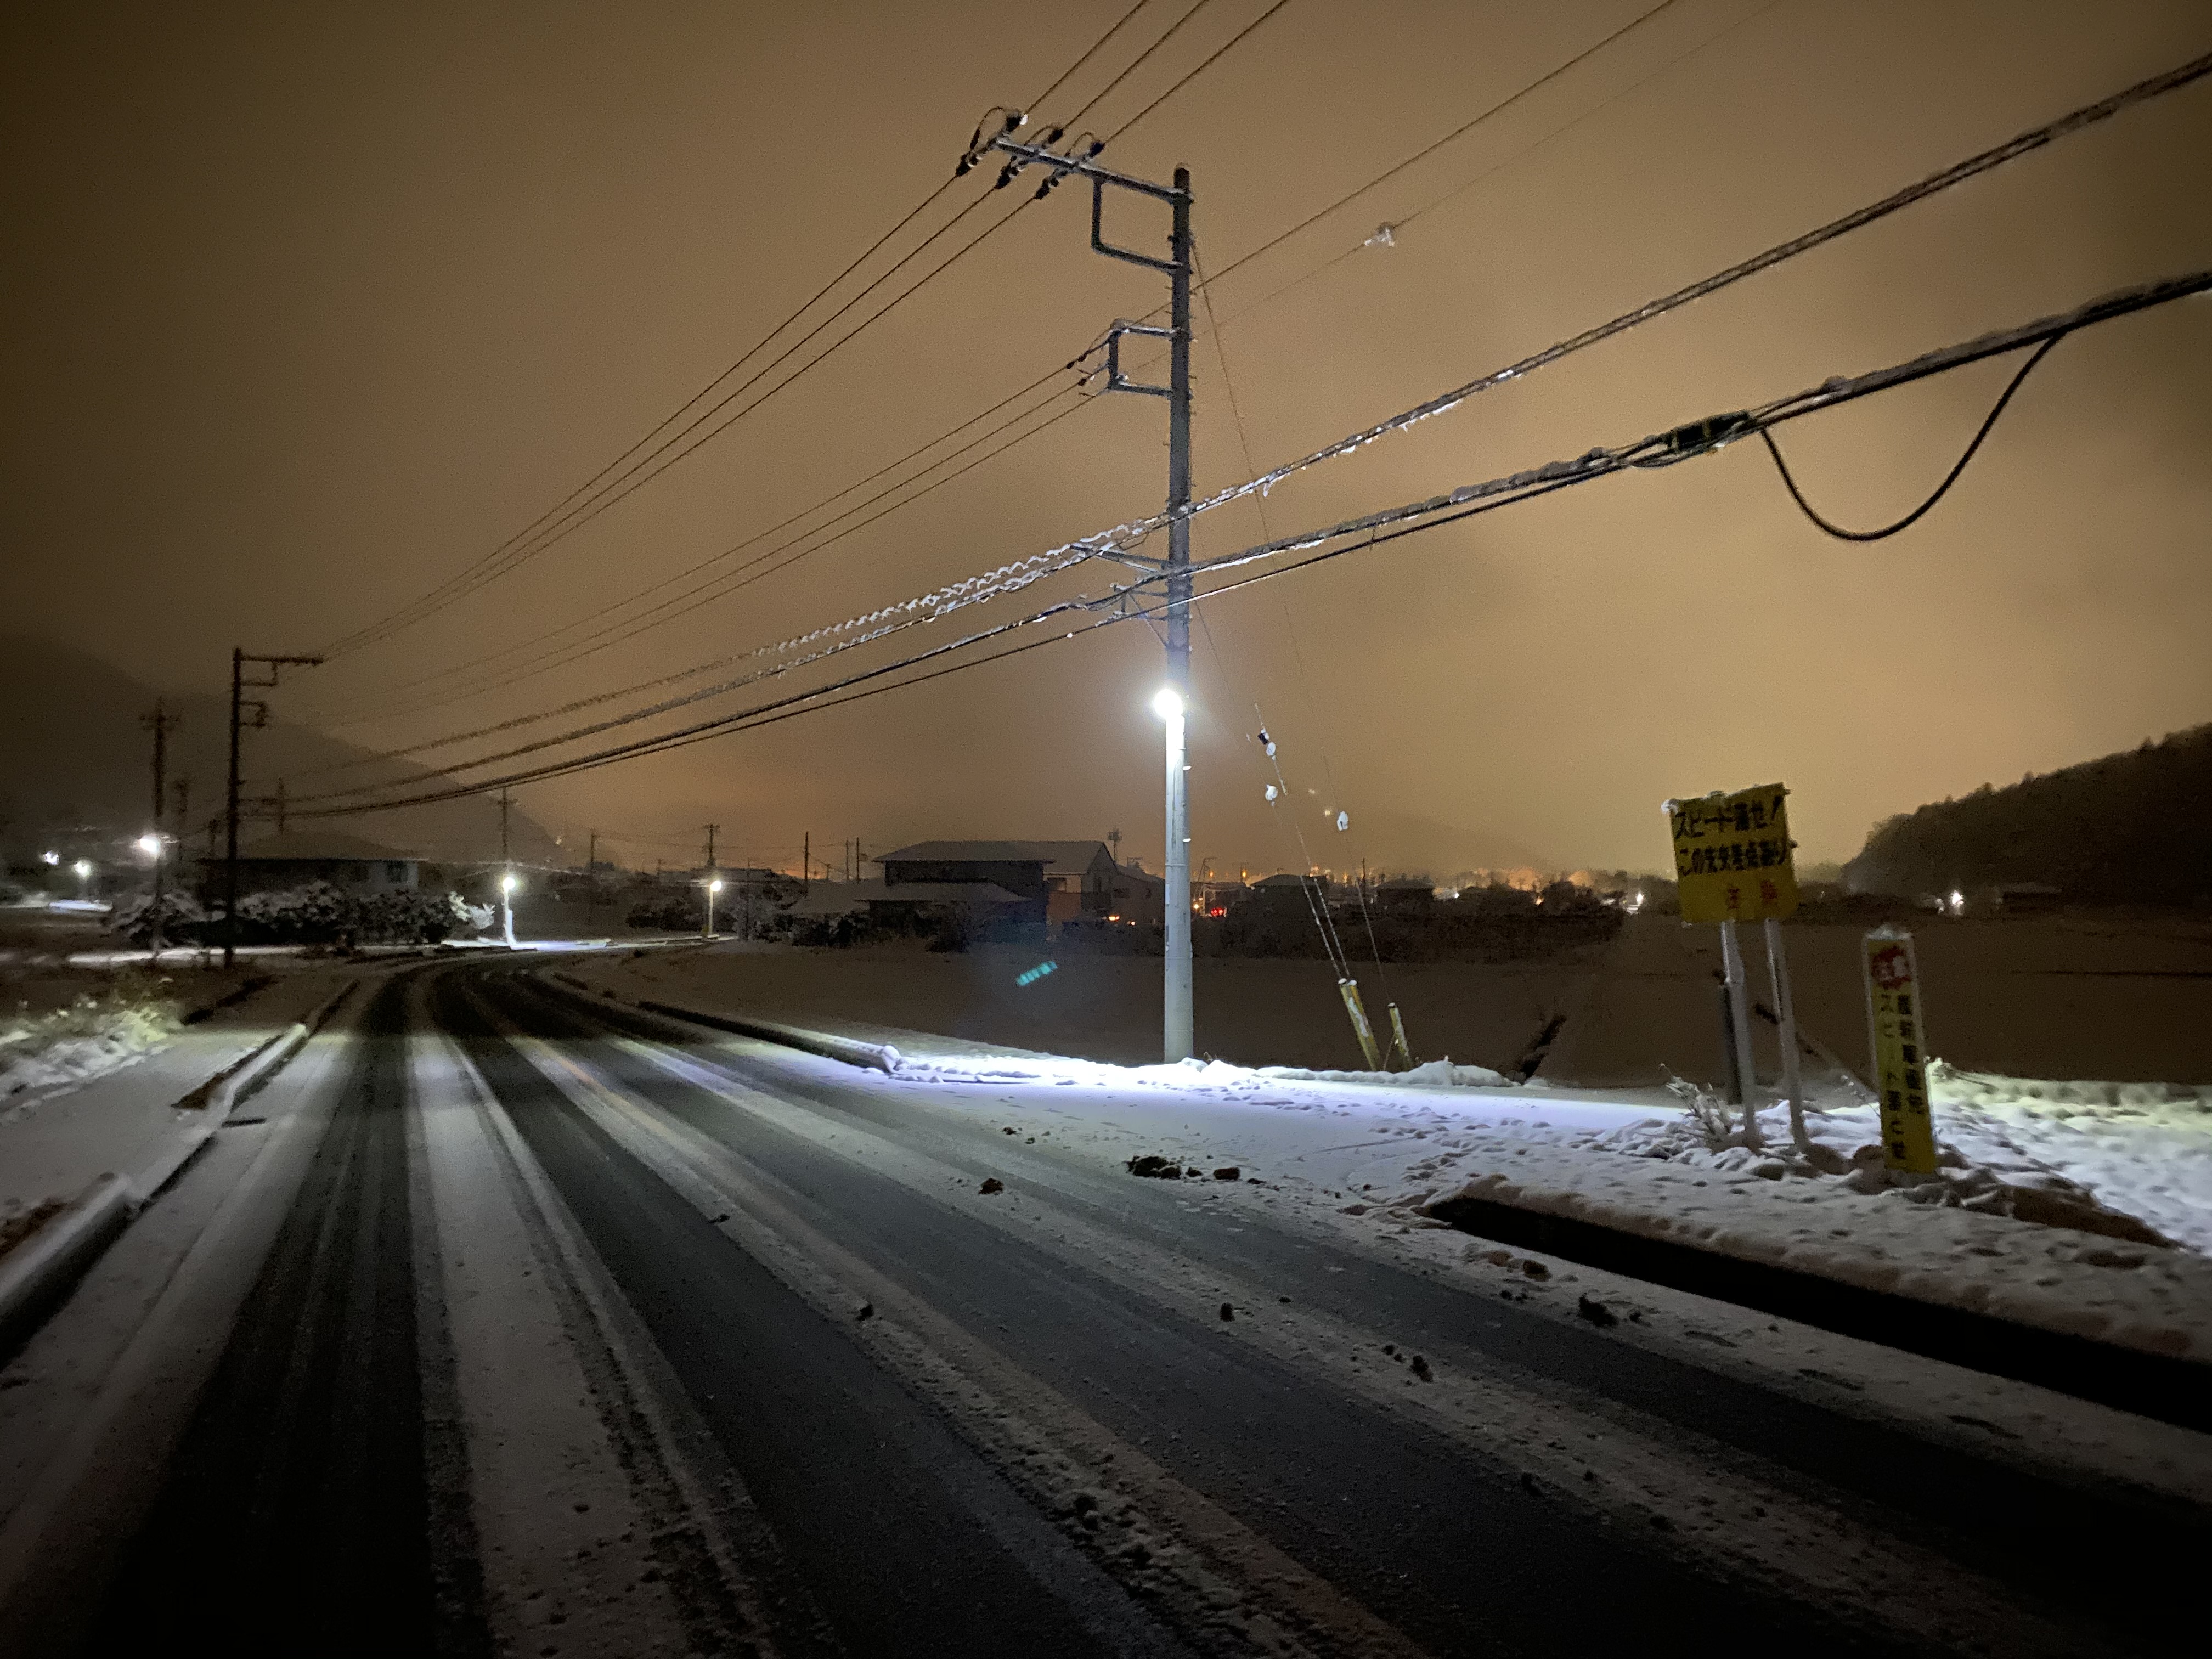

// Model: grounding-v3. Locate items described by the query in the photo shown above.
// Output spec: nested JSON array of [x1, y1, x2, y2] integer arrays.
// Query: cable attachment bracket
[[1102, 320, 1175, 398]]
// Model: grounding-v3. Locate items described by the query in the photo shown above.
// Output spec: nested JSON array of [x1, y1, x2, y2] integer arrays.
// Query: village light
[[41, 850, 59, 866], [499, 870, 518, 948], [1150, 686, 1183, 722], [703, 876, 724, 941], [137, 833, 161, 857]]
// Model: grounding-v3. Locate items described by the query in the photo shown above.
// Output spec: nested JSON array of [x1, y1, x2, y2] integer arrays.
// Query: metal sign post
[[1664, 783, 1800, 1147], [1763, 914, 1808, 1149]]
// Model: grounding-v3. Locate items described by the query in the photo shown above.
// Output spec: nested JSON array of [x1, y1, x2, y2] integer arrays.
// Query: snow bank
[[1423, 1134, 2212, 1365], [882, 1048, 1511, 1095]]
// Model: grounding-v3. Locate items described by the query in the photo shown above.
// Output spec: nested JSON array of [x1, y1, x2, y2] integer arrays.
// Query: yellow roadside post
[[1663, 785, 1803, 1148], [1862, 928, 1939, 1173]]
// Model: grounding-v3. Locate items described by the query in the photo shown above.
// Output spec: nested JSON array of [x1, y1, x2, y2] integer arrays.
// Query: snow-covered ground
[[554, 947, 2212, 1367]]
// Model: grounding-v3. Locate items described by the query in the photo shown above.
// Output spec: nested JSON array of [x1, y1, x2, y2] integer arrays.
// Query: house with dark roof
[[875, 840, 1118, 924], [198, 828, 421, 899]]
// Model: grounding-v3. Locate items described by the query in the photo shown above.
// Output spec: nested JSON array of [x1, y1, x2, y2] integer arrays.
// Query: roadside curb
[[0, 978, 358, 1356], [538, 974, 899, 1074], [1425, 1189, 2212, 1434], [0, 1177, 135, 1356]]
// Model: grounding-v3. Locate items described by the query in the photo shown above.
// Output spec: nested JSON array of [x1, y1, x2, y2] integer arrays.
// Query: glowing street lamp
[[72, 859, 93, 899], [704, 876, 725, 940], [41, 850, 59, 866], [500, 871, 518, 947], [137, 833, 161, 857]]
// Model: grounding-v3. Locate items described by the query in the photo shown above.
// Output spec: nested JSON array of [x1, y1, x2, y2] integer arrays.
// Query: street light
[[704, 876, 725, 941], [137, 833, 161, 857], [500, 871, 518, 948], [41, 850, 59, 866], [72, 859, 92, 899]]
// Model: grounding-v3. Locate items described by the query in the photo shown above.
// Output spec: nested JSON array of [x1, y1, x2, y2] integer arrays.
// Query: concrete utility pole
[[141, 701, 179, 954], [966, 115, 1195, 1059], [498, 787, 516, 947], [586, 830, 598, 923], [224, 649, 320, 968], [702, 824, 719, 940]]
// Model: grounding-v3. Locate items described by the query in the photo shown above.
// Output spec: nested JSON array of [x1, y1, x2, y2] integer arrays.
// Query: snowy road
[[2, 961, 2207, 1657]]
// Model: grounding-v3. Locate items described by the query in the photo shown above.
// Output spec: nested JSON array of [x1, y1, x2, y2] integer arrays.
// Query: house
[[199, 829, 420, 899], [1241, 872, 1330, 912], [875, 841, 1119, 925], [1106, 861, 1165, 928], [1375, 877, 1438, 915]]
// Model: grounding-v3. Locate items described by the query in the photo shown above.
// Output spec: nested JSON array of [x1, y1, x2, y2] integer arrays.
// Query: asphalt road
[[18, 960, 2211, 1658]]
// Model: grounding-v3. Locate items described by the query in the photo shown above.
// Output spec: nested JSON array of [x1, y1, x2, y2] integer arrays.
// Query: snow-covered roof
[[218, 829, 420, 862], [877, 840, 1112, 877]]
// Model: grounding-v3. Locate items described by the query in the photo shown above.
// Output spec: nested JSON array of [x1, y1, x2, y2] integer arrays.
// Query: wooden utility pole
[[141, 701, 180, 955], [223, 649, 319, 967]]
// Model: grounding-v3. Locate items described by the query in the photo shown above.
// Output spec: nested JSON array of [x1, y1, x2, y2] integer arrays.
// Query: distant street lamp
[[704, 876, 725, 941], [72, 859, 93, 899], [500, 871, 518, 948], [41, 850, 59, 867]]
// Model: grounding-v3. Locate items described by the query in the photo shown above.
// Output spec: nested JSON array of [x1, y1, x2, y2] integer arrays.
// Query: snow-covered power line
[[292, 267, 2209, 819], [1068, 44, 2212, 573]]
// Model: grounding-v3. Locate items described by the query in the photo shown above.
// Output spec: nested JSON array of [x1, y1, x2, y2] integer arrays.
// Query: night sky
[[6, 1, 2208, 878]]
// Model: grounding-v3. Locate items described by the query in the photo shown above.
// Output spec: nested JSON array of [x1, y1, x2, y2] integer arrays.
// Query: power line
[[295, 268, 2208, 818], [1101, 0, 1295, 143], [1200, 0, 1685, 291], [1065, 0, 1217, 129], [1757, 335, 2062, 541], [318, 5, 1165, 663], [304, 363, 1094, 736], [1076, 43, 2212, 565], [304, 46, 2212, 791]]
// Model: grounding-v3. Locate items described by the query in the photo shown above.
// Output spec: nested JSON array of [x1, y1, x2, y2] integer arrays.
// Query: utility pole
[[802, 831, 810, 895], [498, 787, 516, 947], [965, 114, 1194, 1059], [224, 649, 320, 968], [141, 701, 179, 956], [702, 824, 719, 940], [586, 830, 598, 923]]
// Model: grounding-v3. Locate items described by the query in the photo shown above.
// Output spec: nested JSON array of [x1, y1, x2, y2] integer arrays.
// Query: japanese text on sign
[[1664, 784, 1798, 924], [1863, 929, 1938, 1174]]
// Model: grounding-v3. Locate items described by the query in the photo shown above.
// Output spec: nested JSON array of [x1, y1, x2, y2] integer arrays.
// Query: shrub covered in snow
[[107, 890, 208, 946], [228, 883, 475, 945]]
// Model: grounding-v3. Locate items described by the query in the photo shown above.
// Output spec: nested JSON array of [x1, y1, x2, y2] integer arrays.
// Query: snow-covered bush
[[229, 883, 476, 945], [108, 890, 207, 946]]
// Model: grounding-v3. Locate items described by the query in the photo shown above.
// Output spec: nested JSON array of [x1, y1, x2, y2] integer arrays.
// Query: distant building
[[1106, 861, 1165, 928], [876, 841, 1119, 926], [1375, 877, 1437, 915], [200, 829, 421, 899]]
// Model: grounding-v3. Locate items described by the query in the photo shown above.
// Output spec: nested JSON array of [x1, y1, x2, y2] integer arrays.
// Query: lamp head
[[1150, 687, 1183, 722]]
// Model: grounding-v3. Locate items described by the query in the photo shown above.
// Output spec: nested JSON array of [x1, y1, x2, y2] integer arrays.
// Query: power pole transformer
[[961, 110, 1195, 1060]]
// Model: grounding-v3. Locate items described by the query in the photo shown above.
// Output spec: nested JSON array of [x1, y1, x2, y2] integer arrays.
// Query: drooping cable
[[1757, 334, 2063, 541]]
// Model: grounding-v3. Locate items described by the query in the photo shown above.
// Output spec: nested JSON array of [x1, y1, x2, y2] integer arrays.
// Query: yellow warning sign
[[1863, 929, 1938, 1174], [1664, 784, 1798, 925]]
